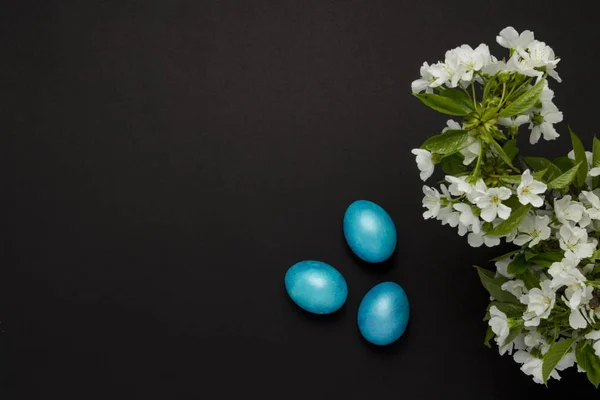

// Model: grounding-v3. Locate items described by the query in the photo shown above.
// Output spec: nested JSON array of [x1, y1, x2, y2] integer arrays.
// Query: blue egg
[[343, 200, 397, 263], [357, 282, 410, 345], [285, 260, 348, 314]]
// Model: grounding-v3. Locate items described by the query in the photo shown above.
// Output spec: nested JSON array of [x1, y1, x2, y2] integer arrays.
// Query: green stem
[[471, 82, 477, 109]]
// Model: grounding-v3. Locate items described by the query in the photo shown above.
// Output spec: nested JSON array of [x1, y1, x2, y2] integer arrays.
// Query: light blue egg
[[343, 200, 397, 263], [357, 282, 409, 345], [285, 260, 348, 314]]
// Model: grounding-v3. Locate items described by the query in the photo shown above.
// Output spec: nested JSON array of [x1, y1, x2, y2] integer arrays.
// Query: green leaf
[[553, 156, 575, 173], [528, 252, 564, 267], [593, 137, 600, 190], [488, 301, 526, 318], [498, 175, 522, 184], [490, 249, 521, 262], [499, 78, 545, 118], [532, 167, 548, 181], [542, 338, 575, 385], [474, 266, 520, 303], [490, 138, 517, 170], [547, 162, 582, 190], [486, 204, 530, 237], [484, 326, 494, 348], [570, 127, 588, 188], [524, 250, 536, 261], [524, 157, 563, 182], [520, 269, 540, 289], [439, 88, 475, 114], [441, 153, 468, 174], [422, 130, 469, 155], [507, 254, 529, 275], [577, 340, 600, 388], [504, 320, 525, 346], [502, 139, 519, 163], [414, 93, 472, 116]]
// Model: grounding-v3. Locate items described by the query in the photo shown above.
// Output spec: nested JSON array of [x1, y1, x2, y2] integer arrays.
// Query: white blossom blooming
[[528, 104, 562, 145], [422, 186, 442, 219], [489, 306, 510, 346], [502, 279, 528, 298], [554, 195, 586, 225], [581, 190, 600, 220], [446, 175, 472, 196], [524, 330, 550, 354], [495, 257, 515, 279], [521, 280, 556, 327], [548, 252, 586, 289], [518, 41, 561, 82], [427, 62, 451, 88], [513, 215, 551, 247], [411, 149, 435, 181], [585, 331, 600, 358], [517, 170, 546, 207], [558, 224, 596, 260], [496, 27, 535, 50], [467, 232, 500, 248], [453, 203, 481, 234], [411, 62, 436, 94], [513, 350, 559, 384], [472, 187, 512, 222], [565, 284, 593, 329], [437, 205, 460, 228]]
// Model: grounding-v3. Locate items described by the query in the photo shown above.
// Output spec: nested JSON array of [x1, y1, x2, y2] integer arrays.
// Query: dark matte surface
[[3, 0, 599, 398]]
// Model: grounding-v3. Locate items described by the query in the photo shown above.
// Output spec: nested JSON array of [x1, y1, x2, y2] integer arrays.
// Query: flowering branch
[[412, 27, 600, 387]]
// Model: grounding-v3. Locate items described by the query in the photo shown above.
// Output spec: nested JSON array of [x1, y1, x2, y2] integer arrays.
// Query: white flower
[[524, 330, 550, 354], [548, 252, 586, 289], [453, 203, 481, 234], [428, 62, 451, 88], [521, 280, 556, 327], [467, 232, 500, 248], [456, 44, 492, 83], [461, 139, 481, 166], [412, 149, 435, 181], [496, 27, 535, 50], [495, 257, 515, 279], [422, 186, 442, 219], [581, 191, 600, 220], [513, 215, 551, 247], [437, 205, 460, 227], [443, 120, 462, 132], [565, 282, 593, 310], [513, 350, 559, 384], [558, 224, 596, 260], [498, 115, 529, 128], [585, 331, 600, 358], [518, 41, 561, 82], [489, 306, 510, 346], [411, 62, 435, 94], [554, 195, 586, 224], [502, 279, 528, 298], [528, 104, 562, 144], [446, 175, 472, 196], [590, 167, 600, 177], [517, 170, 546, 207], [473, 187, 512, 222]]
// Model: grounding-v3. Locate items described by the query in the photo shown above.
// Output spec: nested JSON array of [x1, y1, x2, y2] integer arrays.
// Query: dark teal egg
[[285, 260, 348, 314], [343, 200, 397, 263], [357, 282, 410, 345]]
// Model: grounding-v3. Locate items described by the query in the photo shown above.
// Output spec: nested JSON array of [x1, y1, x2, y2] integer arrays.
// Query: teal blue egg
[[357, 282, 409, 345], [343, 200, 397, 263], [285, 261, 348, 314]]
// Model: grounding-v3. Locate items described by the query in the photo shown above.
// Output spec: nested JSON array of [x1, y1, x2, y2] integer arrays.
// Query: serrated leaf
[[484, 326, 494, 348], [577, 340, 600, 388], [498, 175, 522, 184], [486, 204, 530, 237], [414, 93, 472, 116], [542, 338, 575, 385], [524, 157, 563, 182], [553, 156, 575, 173], [439, 88, 475, 114], [528, 252, 564, 267], [441, 153, 468, 174], [490, 138, 517, 170], [547, 162, 582, 190], [570, 128, 588, 188], [503, 139, 519, 162], [474, 266, 520, 303], [532, 167, 548, 181], [422, 130, 469, 155], [507, 254, 529, 275], [499, 78, 545, 118]]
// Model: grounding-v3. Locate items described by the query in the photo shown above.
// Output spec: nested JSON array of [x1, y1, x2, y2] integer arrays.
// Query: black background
[[3, 0, 599, 398]]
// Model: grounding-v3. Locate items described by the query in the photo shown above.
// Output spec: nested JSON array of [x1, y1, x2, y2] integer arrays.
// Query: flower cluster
[[412, 27, 600, 387]]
